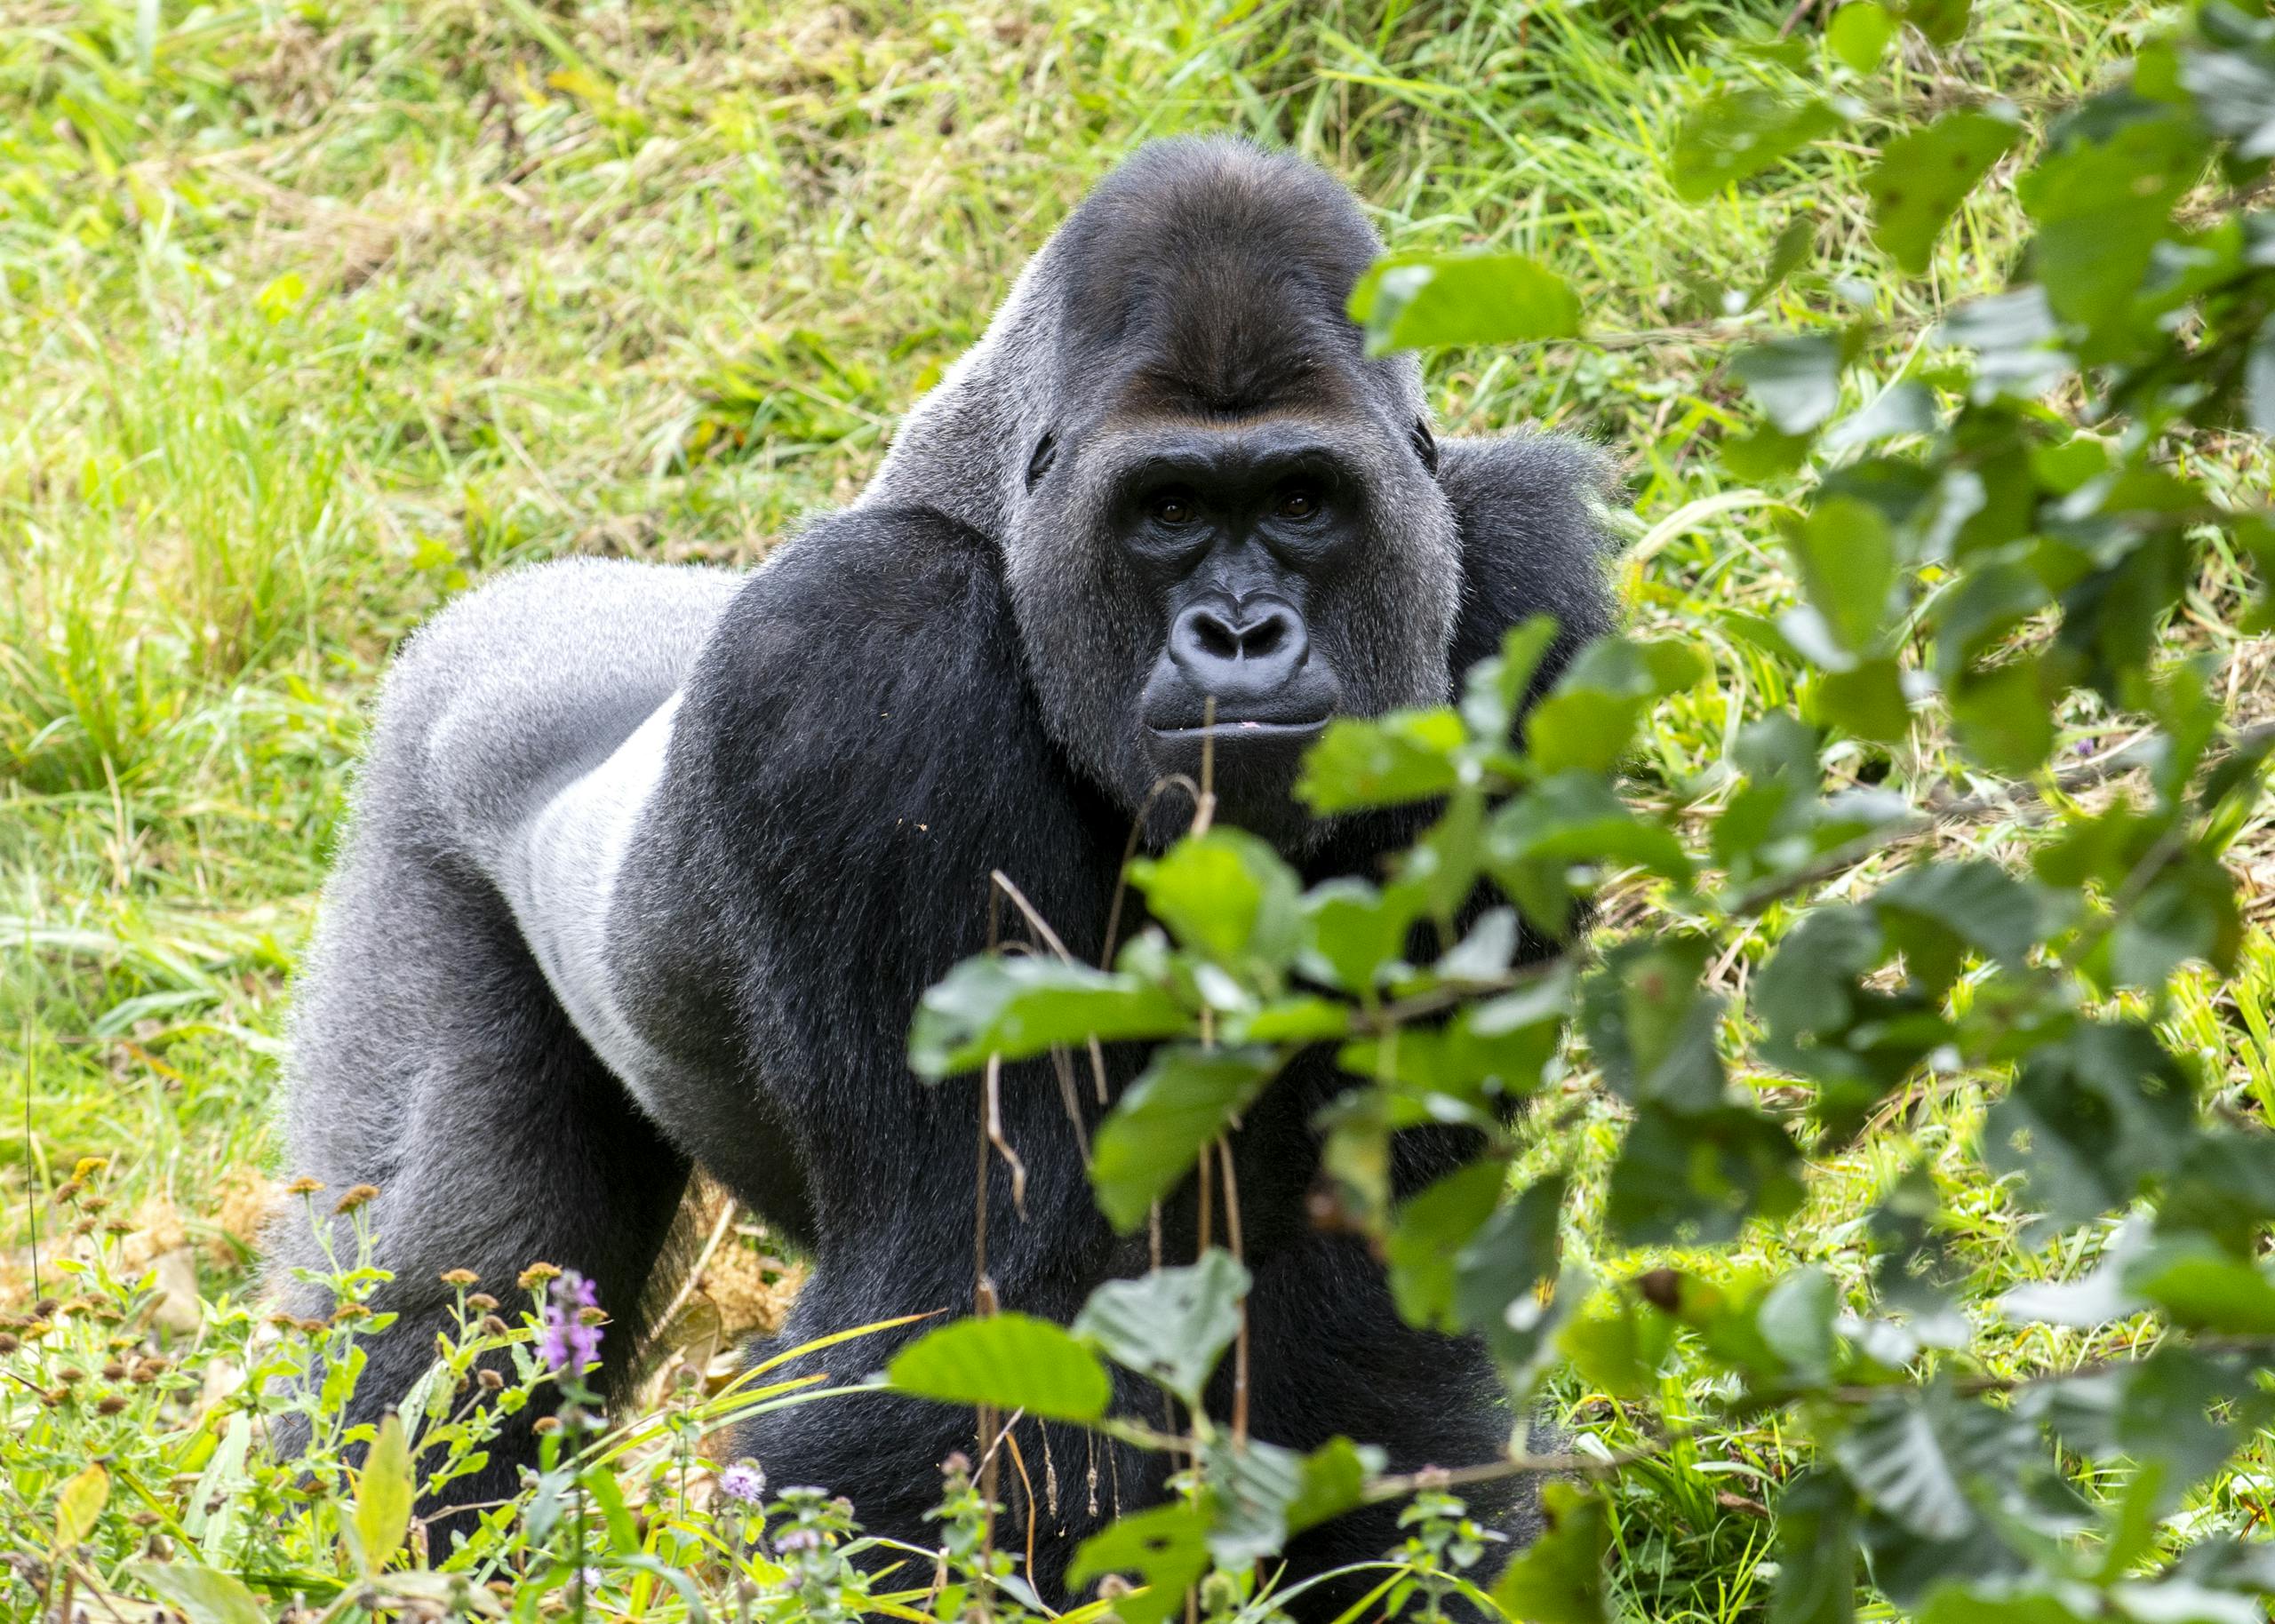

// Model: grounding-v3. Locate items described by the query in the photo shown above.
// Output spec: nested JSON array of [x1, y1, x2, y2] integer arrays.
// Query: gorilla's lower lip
[[1145, 719, 1329, 741]]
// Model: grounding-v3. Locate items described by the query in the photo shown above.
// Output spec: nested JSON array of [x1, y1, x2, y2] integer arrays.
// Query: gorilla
[[272, 137, 1614, 1604]]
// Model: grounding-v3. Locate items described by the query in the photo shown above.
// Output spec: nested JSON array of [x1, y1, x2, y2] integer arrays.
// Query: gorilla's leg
[[271, 833, 690, 1524], [1241, 1236, 1542, 1616]]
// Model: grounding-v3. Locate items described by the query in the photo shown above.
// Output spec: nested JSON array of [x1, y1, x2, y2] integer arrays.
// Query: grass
[[3, 0, 2271, 1619]]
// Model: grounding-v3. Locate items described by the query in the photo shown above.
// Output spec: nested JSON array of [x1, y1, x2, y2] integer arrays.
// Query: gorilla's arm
[[596, 506, 1124, 1260]]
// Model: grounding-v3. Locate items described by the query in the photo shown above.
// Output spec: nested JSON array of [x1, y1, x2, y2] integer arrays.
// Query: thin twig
[[648, 1196, 739, 1338], [984, 1053, 1028, 1218], [1219, 1138, 1249, 1448]]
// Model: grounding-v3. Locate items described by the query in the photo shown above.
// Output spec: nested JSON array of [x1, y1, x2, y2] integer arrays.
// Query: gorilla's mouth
[[1145, 717, 1330, 743]]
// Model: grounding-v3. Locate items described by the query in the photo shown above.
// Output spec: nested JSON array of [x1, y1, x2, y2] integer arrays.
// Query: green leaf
[[1488, 773, 1695, 884], [1453, 1174, 1568, 1368], [1983, 1023, 2196, 1231], [1768, 1469, 1859, 1624], [1130, 829, 1302, 977], [1074, 1250, 1249, 1405], [1490, 1481, 1610, 1624], [2123, 1238, 2275, 1335], [2249, 320, 2275, 436], [2185, 37, 2275, 162], [1608, 1100, 1806, 1246], [1089, 1047, 1276, 1233], [1670, 90, 1845, 202], [1782, 496, 1898, 654], [355, 1413, 414, 1574], [1948, 657, 2056, 776], [1557, 1297, 1672, 1400], [1461, 616, 1563, 742], [1873, 859, 2041, 975], [54, 1461, 108, 1551], [1297, 879, 1420, 993], [1735, 335, 1848, 437], [1296, 707, 1465, 812], [2022, 1343, 2260, 1505], [1827, 2, 1896, 73], [1893, 0, 1969, 45], [888, 1313, 1113, 1421], [1934, 287, 2068, 401], [908, 957, 1189, 1078], [1523, 637, 1706, 776], [1385, 1159, 1508, 1331], [1832, 1391, 2028, 1541], [1758, 1267, 1839, 1387], [1347, 251, 1581, 356], [1864, 108, 2022, 275], [1067, 1502, 1211, 1624], [1808, 657, 1912, 743], [129, 1564, 271, 1624], [1199, 1437, 1305, 1566], [1286, 1437, 1385, 1535], [1580, 937, 1726, 1110], [2017, 111, 2207, 342]]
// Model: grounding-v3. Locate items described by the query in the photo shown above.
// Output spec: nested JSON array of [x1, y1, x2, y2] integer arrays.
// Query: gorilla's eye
[[1152, 492, 1198, 526], [1276, 487, 1321, 521]]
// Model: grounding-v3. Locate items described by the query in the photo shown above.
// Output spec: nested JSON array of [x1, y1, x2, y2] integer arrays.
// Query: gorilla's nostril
[[1240, 617, 1285, 659], [1196, 617, 1241, 660]]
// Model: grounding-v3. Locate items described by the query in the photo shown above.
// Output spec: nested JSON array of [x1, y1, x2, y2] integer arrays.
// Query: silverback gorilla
[[272, 137, 1615, 1603]]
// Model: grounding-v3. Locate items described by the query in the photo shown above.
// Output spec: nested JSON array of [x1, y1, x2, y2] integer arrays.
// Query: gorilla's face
[[1011, 393, 1459, 856], [967, 140, 1463, 857]]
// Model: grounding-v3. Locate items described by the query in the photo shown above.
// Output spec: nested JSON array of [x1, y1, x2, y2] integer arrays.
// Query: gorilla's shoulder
[[1440, 433, 1625, 689], [719, 503, 1009, 645]]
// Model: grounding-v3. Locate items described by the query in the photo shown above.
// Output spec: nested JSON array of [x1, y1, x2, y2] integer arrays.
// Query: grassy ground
[[4, 0, 2271, 1618]]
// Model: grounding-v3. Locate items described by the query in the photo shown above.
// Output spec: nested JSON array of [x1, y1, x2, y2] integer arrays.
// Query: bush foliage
[[6, 1, 2275, 1621]]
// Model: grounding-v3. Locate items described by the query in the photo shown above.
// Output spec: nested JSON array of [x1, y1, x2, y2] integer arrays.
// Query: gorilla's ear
[[1025, 430, 1059, 490], [1409, 418, 1440, 476]]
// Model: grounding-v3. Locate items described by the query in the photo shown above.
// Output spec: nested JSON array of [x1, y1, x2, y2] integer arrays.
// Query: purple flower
[[719, 1461, 767, 1504], [539, 1270, 603, 1373]]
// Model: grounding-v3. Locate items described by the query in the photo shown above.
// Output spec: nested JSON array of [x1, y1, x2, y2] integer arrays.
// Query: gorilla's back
[[284, 557, 741, 1187]]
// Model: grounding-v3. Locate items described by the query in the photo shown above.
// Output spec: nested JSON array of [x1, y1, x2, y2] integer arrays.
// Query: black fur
[[270, 137, 1617, 1612]]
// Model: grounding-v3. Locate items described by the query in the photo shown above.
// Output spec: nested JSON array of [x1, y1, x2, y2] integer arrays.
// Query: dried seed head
[[476, 1368, 505, 1391], [97, 1393, 129, 1415], [467, 1293, 499, 1313], [517, 1262, 562, 1291], [284, 1175, 323, 1196], [52, 1179, 84, 1205], [56, 1366, 85, 1384], [440, 1269, 479, 1288], [333, 1183, 381, 1214], [31, 1298, 59, 1319], [102, 1361, 126, 1381], [331, 1302, 371, 1324], [478, 1315, 509, 1337], [0, 1334, 19, 1356], [532, 1415, 563, 1436]]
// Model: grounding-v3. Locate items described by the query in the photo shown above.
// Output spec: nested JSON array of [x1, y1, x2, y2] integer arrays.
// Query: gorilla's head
[[867, 139, 1460, 855]]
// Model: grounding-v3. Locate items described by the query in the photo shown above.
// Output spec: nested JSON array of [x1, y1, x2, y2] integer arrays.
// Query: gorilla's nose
[[1168, 596, 1309, 702]]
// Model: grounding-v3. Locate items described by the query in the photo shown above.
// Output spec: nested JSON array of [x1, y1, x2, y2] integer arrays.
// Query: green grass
[[4, 1, 2271, 1618]]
